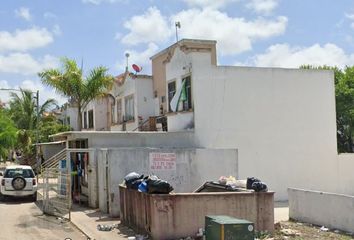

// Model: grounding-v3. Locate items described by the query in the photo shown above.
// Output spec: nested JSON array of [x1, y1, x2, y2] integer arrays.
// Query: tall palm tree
[[38, 58, 114, 130]]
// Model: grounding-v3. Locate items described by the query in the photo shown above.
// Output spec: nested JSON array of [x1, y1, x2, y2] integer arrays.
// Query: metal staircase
[[41, 149, 66, 169]]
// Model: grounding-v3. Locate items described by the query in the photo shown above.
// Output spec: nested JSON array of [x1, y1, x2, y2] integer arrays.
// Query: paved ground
[[70, 204, 137, 240], [0, 197, 87, 240], [274, 201, 289, 222]]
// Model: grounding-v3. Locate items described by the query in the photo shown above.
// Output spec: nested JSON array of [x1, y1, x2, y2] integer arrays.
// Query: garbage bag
[[251, 181, 268, 192], [146, 177, 174, 194], [124, 172, 143, 189], [246, 177, 261, 189]]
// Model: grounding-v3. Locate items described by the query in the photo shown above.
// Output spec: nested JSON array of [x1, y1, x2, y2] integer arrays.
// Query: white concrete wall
[[94, 98, 108, 131], [168, 112, 194, 131], [136, 78, 155, 121], [165, 47, 340, 200], [289, 188, 354, 233], [97, 147, 237, 217], [80, 131, 196, 149]]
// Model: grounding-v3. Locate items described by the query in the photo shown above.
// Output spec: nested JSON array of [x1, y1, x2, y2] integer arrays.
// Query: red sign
[[149, 152, 176, 171]]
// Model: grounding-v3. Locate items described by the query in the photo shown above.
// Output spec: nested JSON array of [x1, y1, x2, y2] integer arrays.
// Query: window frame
[[167, 80, 177, 112], [124, 94, 135, 122], [88, 109, 94, 129]]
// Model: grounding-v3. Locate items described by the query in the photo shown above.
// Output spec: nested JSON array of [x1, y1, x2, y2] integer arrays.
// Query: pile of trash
[[123, 172, 174, 194], [219, 176, 268, 192], [195, 176, 268, 193]]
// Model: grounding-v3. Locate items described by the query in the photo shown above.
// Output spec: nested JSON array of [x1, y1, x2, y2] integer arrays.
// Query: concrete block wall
[[96, 147, 238, 217], [289, 188, 354, 233]]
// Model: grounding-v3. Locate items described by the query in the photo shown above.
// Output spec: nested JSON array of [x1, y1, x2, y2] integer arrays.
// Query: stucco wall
[[289, 188, 354, 233], [165, 46, 340, 200], [97, 147, 237, 217]]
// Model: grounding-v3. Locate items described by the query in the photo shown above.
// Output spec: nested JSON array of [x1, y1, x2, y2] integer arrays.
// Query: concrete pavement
[[70, 204, 137, 240], [0, 197, 87, 240]]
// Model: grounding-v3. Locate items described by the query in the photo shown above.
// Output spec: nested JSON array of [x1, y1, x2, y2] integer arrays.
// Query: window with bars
[[125, 95, 134, 121], [117, 99, 123, 124]]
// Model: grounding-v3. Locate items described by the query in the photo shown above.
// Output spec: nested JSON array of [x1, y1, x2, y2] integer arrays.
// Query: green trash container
[[205, 215, 254, 240]]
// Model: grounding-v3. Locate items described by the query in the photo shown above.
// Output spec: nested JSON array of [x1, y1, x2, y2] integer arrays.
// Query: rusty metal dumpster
[[119, 186, 274, 239]]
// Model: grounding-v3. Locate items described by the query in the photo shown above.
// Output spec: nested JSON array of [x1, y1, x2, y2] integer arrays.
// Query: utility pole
[[35, 90, 40, 173]]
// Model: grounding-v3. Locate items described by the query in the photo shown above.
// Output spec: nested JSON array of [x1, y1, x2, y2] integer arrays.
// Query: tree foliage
[[38, 58, 115, 130], [301, 65, 354, 152], [0, 110, 17, 160]]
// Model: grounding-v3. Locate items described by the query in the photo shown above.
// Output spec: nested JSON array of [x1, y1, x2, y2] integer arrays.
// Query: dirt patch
[[258, 221, 354, 240]]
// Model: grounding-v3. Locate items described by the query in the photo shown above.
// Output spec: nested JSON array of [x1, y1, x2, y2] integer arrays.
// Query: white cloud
[[252, 43, 354, 68], [346, 13, 354, 29], [183, 0, 238, 9], [15, 7, 32, 21], [121, 7, 287, 55], [44, 12, 57, 19], [246, 0, 279, 15], [121, 7, 172, 45], [172, 8, 287, 55], [0, 53, 59, 75], [0, 27, 54, 53], [0, 80, 67, 106], [116, 42, 159, 73], [52, 25, 62, 36]]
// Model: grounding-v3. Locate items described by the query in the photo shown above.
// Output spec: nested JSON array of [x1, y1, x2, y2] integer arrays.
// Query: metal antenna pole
[[175, 22, 181, 42], [125, 53, 130, 72]]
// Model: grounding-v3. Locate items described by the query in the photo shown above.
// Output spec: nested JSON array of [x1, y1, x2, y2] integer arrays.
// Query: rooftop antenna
[[125, 52, 130, 72], [175, 21, 181, 42]]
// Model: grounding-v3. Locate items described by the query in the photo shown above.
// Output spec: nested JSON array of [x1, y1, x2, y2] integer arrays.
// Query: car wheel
[[0, 192, 3, 201], [32, 192, 37, 202]]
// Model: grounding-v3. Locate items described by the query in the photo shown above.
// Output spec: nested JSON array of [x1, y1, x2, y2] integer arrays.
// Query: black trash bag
[[146, 177, 174, 194], [124, 172, 143, 189], [247, 177, 261, 189], [251, 182, 268, 192], [130, 178, 144, 190]]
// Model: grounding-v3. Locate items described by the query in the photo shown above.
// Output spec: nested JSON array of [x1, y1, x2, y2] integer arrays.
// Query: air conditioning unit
[[205, 215, 254, 240]]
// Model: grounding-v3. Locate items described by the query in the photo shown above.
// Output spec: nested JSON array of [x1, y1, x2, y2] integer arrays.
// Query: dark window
[[117, 99, 123, 123], [125, 95, 134, 121], [168, 81, 176, 112], [83, 111, 87, 129], [88, 110, 94, 128], [182, 76, 192, 110], [4, 169, 35, 178], [111, 102, 115, 124]]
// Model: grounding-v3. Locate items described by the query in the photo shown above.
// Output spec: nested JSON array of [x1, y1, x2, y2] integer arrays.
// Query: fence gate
[[38, 168, 71, 219]]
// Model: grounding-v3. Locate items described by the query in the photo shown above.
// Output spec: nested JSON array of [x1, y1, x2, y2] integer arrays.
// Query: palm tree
[[0, 110, 17, 161], [9, 89, 57, 130], [38, 58, 114, 130], [8, 89, 58, 164]]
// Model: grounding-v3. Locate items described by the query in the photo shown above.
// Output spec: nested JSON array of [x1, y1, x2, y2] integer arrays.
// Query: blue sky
[[0, 0, 354, 104]]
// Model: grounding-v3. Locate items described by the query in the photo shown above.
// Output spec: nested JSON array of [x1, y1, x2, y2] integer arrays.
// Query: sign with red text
[[149, 152, 176, 171]]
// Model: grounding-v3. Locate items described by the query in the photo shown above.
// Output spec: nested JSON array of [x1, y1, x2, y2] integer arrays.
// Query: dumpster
[[119, 185, 274, 239]]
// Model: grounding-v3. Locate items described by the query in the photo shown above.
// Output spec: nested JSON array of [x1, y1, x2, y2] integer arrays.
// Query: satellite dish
[[132, 64, 142, 74]]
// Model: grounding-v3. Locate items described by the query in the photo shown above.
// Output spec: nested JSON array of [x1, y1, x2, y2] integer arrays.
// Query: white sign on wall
[[149, 152, 177, 171]]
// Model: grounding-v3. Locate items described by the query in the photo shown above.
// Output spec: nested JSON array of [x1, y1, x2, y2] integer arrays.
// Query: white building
[[81, 72, 156, 131], [109, 72, 156, 131], [58, 102, 79, 131], [151, 39, 350, 200]]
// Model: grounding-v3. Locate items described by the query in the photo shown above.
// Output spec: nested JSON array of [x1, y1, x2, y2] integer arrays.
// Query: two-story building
[[80, 71, 156, 131]]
